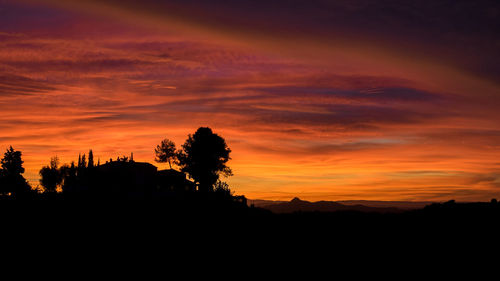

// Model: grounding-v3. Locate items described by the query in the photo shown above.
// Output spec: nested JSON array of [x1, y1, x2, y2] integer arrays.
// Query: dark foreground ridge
[[3, 192, 500, 232], [250, 198, 433, 211], [251, 197, 414, 213], [2, 190, 500, 259]]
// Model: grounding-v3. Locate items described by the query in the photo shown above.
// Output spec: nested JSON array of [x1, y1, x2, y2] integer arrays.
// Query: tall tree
[[88, 150, 94, 168], [0, 146, 31, 196], [1, 146, 25, 176], [155, 139, 177, 169], [80, 154, 86, 169], [60, 162, 77, 193], [177, 127, 232, 192]]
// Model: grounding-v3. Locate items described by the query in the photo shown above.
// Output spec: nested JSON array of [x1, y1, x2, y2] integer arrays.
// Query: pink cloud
[[1, 1, 499, 201]]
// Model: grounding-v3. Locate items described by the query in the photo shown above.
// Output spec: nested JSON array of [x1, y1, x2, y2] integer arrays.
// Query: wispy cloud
[[1, 0, 499, 200]]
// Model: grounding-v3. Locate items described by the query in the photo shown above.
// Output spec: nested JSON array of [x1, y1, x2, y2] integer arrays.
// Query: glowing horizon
[[1, 0, 499, 201]]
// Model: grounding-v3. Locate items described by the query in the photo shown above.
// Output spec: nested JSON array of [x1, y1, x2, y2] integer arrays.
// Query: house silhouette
[[157, 169, 196, 192], [80, 161, 196, 197]]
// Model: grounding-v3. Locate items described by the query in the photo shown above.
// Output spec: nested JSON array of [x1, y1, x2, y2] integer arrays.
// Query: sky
[[0, 0, 499, 201]]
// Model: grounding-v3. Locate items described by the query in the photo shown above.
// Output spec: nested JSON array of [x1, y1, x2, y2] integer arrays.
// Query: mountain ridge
[[248, 197, 434, 213]]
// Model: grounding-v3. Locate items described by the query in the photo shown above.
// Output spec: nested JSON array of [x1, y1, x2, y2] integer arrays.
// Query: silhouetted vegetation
[[1, 127, 499, 240], [39, 156, 62, 192], [88, 149, 94, 168], [155, 138, 177, 169], [1, 128, 241, 207], [177, 127, 232, 192], [0, 146, 31, 197]]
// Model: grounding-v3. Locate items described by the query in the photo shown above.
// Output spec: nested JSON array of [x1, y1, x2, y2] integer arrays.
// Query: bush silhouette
[[39, 156, 62, 193]]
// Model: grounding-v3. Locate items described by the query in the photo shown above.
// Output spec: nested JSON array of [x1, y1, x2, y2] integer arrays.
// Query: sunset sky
[[1, 0, 499, 201]]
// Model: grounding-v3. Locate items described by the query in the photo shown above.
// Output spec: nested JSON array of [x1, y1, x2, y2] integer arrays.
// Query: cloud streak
[[0, 0, 499, 201]]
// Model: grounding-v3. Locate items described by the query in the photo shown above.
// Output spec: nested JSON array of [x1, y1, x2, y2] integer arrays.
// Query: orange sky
[[1, 0, 499, 201]]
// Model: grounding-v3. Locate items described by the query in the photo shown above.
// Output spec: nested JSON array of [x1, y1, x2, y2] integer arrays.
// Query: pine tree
[[0, 146, 31, 196], [88, 149, 94, 168], [81, 154, 86, 168], [155, 139, 177, 169]]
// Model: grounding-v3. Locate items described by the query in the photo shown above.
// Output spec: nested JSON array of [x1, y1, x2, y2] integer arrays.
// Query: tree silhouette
[[50, 156, 59, 170], [0, 146, 31, 196], [117, 155, 129, 162], [214, 180, 233, 198], [177, 127, 232, 192], [80, 154, 86, 169], [155, 139, 177, 169], [1, 146, 25, 176], [88, 149, 94, 168], [39, 156, 62, 193], [60, 162, 77, 193]]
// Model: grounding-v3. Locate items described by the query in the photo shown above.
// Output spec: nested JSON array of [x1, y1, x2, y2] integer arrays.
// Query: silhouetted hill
[[337, 200, 432, 209], [248, 199, 287, 208], [256, 197, 404, 213]]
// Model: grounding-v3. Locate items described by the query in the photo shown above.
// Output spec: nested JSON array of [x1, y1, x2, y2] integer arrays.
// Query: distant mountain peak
[[249, 198, 433, 213], [259, 197, 408, 214]]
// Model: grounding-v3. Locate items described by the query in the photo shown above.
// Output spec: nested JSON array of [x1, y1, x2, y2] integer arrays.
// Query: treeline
[[0, 127, 235, 200]]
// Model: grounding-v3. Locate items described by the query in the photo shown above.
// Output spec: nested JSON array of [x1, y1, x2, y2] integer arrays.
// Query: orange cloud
[[1, 1, 499, 201]]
